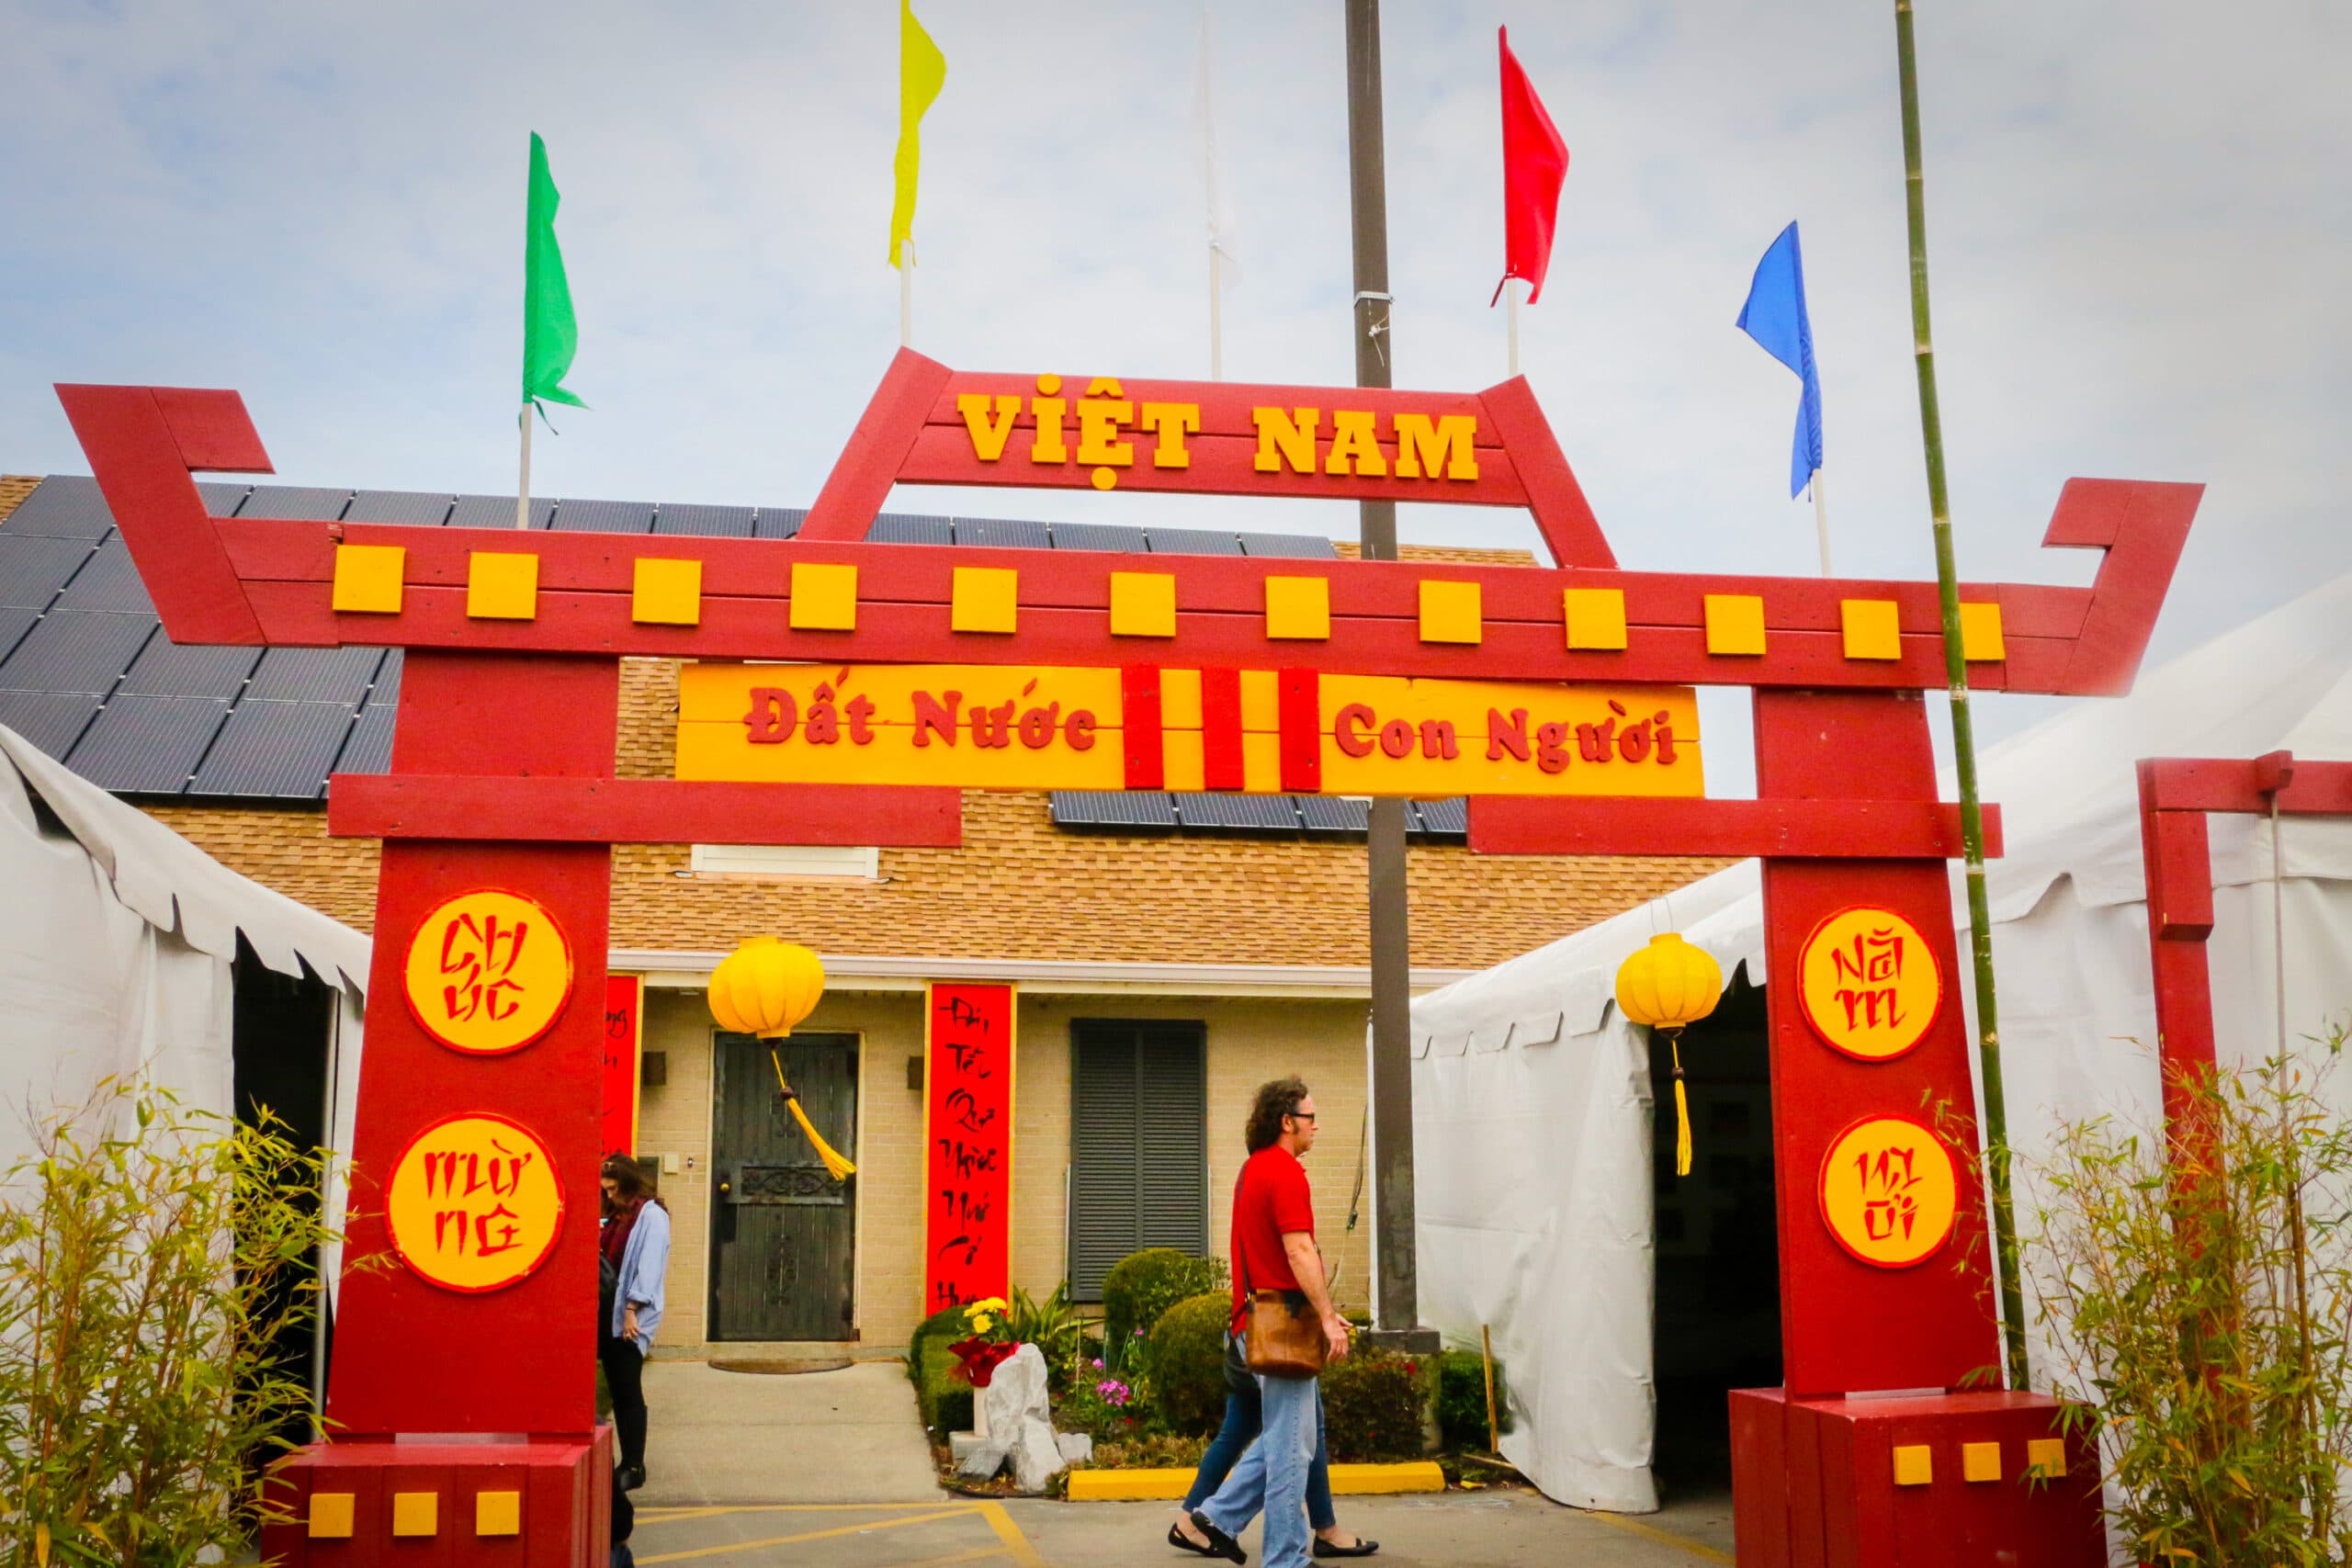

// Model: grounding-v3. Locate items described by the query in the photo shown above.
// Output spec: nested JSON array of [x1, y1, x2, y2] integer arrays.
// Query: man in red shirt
[[1185, 1077, 1351, 1568]]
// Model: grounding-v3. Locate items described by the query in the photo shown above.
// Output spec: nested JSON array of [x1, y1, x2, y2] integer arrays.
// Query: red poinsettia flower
[[948, 1337, 1020, 1387]]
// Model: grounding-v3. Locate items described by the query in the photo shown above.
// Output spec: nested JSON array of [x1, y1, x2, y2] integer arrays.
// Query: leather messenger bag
[[1234, 1192, 1330, 1380]]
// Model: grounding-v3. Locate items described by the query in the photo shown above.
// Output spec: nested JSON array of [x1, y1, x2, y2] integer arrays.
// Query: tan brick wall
[[0, 476, 38, 522]]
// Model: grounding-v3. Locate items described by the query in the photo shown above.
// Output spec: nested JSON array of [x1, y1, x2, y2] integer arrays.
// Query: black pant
[[599, 1329, 649, 1472]]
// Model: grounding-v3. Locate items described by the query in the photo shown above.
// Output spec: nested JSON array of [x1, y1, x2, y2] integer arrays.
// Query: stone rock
[[953, 1345, 1072, 1495], [950, 1430, 988, 1464], [1056, 1432, 1093, 1465]]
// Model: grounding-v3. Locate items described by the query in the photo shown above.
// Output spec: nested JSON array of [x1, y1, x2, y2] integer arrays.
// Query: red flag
[[1495, 26, 1568, 306]]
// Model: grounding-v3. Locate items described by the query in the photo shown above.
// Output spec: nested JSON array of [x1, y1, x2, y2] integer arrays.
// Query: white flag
[[1193, 9, 1240, 288]]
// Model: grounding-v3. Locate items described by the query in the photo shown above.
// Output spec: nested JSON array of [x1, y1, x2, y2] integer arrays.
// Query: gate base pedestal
[[1729, 1388, 2101, 1566], [261, 1428, 612, 1567]]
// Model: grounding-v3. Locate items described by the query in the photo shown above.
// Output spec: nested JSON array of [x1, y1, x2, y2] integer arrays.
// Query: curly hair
[[1245, 1076, 1311, 1154]]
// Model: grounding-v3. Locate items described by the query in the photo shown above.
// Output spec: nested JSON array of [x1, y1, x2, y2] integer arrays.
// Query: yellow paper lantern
[[707, 935, 826, 1039], [1615, 932, 1724, 1179]]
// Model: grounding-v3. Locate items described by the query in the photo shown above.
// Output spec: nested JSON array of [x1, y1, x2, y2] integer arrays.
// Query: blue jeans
[[1201, 1374, 1322, 1568], [1184, 1382, 1335, 1530]]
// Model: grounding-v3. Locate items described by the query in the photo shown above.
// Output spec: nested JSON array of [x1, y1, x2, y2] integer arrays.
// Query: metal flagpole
[[1810, 468, 1831, 576], [1209, 244, 1223, 381], [515, 405, 532, 530], [900, 239, 914, 348], [1505, 276, 1521, 378]]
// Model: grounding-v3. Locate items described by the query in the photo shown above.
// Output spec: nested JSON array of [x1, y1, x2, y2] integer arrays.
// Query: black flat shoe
[[1313, 1538, 1379, 1558], [1169, 1522, 1217, 1557], [619, 1465, 647, 1493], [1187, 1511, 1248, 1566]]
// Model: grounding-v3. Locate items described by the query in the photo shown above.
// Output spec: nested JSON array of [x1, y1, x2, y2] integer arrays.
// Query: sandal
[[1313, 1538, 1380, 1558], [1169, 1522, 1217, 1558]]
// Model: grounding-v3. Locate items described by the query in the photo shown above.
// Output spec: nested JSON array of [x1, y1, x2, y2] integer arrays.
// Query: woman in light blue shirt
[[600, 1156, 671, 1493]]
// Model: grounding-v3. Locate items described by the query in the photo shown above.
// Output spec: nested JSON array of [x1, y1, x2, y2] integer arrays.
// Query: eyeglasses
[[1286, 1110, 1317, 1124]]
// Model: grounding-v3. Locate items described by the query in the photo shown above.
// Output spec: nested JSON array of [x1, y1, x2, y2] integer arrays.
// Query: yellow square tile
[[1841, 598, 1903, 660], [1891, 1444, 1933, 1487], [2024, 1437, 2066, 1477], [466, 551, 538, 620], [1962, 1441, 2001, 1483], [1960, 601, 2007, 662], [331, 543, 405, 615], [1703, 593, 1767, 656], [1109, 571, 1177, 637], [390, 1491, 438, 1537], [1264, 576, 1330, 640], [1419, 580, 1483, 645], [632, 558, 702, 626], [475, 1489, 522, 1537], [952, 566, 1020, 634], [307, 1492, 356, 1539], [1562, 587, 1627, 650], [789, 561, 859, 630]]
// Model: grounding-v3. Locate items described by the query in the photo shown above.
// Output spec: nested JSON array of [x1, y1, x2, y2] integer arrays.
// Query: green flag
[[523, 131, 585, 412]]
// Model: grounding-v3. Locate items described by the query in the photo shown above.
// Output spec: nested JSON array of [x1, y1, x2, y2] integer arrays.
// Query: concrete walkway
[[636, 1359, 943, 1506]]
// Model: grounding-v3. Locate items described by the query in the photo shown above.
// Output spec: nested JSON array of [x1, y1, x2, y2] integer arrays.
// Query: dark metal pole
[[1344, 0, 1422, 1340]]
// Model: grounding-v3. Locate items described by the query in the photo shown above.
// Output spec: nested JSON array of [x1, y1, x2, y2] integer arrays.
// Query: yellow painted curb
[[1065, 1462, 1445, 1502]]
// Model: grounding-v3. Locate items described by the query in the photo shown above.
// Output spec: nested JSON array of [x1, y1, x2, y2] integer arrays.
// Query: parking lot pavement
[[628, 1490, 1736, 1566]]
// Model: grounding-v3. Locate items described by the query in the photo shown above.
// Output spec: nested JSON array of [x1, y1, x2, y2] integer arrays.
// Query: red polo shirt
[[1229, 1145, 1317, 1331]]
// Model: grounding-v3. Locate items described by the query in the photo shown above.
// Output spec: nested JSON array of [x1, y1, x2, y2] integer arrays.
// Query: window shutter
[[1068, 1020, 1209, 1299]]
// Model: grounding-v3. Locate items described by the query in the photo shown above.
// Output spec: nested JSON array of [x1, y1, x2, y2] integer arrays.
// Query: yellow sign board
[[1817, 1114, 1959, 1269], [401, 888, 575, 1055], [1797, 907, 1941, 1062], [386, 1113, 566, 1292], [674, 661, 1703, 798]]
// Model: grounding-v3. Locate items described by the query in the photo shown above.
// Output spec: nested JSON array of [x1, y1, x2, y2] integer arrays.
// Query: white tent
[[1408, 574, 2352, 1513], [0, 724, 370, 1287]]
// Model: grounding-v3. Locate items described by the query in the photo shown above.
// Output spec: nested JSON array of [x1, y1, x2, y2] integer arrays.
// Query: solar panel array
[[1050, 792, 1468, 841], [0, 476, 1343, 810]]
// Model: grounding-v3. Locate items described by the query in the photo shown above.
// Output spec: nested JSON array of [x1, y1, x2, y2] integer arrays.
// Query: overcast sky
[[4, 1, 2346, 792]]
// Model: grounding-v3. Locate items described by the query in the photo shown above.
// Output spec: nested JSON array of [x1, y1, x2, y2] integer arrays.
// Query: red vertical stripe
[[1121, 665, 1164, 789], [1277, 667, 1320, 794], [1201, 666, 1245, 791]]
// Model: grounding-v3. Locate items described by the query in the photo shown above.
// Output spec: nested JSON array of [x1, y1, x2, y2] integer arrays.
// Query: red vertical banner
[[601, 974, 643, 1158], [922, 982, 1015, 1316]]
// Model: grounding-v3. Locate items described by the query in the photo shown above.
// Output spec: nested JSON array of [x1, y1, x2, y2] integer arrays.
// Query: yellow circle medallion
[[386, 1113, 566, 1292], [401, 888, 574, 1054], [1817, 1114, 1958, 1269], [1797, 906, 1941, 1061]]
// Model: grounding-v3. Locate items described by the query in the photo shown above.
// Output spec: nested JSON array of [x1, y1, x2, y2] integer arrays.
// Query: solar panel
[[955, 518, 1052, 551], [1048, 790, 1178, 829], [0, 609, 36, 667], [0, 691, 102, 758], [1409, 797, 1469, 837], [1144, 527, 1244, 557], [5, 477, 114, 538], [448, 494, 555, 530], [235, 485, 353, 521], [1238, 533, 1340, 559], [0, 610, 155, 694], [1049, 522, 1149, 553], [246, 646, 385, 705], [345, 490, 455, 525], [869, 513, 954, 546], [549, 499, 655, 534], [1297, 795, 1371, 835], [653, 503, 756, 538], [52, 536, 156, 614], [118, 636, 261, 700], [1173, 794, 1304, 832], [197, 481, 251, 515], [66, 695, 231, 794], [190, 700, 356, 799], [754, 507, 807, 540], [365, 649, 401, 709], [335, 705, 396, 775], [0, 536, 100, 609]]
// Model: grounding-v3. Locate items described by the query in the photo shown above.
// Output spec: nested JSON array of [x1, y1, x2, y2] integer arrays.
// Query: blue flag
[[1736, 221, 1823, 499]]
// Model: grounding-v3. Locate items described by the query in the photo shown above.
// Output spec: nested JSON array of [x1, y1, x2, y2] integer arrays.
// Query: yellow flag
[[890, 0, 947, 268]]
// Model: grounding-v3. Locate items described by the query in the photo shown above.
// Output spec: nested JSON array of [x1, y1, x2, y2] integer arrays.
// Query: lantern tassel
[[1670, 1033, 1692, 1179], [771, 1047, 857, 1181]]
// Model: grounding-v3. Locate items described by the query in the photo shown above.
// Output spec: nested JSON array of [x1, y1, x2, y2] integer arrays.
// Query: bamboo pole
[[1480, 1323, 1499, 1453], [1894, 0, 2028, 1391]]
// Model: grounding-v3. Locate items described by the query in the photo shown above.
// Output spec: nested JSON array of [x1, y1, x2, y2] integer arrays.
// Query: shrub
[[1008, 1281, 1083, 1377], [1320, 1349, 1430, 1461], [2023, 1032, 2352, 1563], [1151, 1292, 1235, 1435], [1435, 1348, 1511, 1451], [0, 1085, 347, 1566], [1057, 1368, 1151, 1444], [1102, 1247, 1227, 1357], [906, 1303, 976, 1436]]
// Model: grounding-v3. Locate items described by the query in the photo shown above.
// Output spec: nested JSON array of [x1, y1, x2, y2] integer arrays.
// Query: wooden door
[[709, 1032, 859, 1341]]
